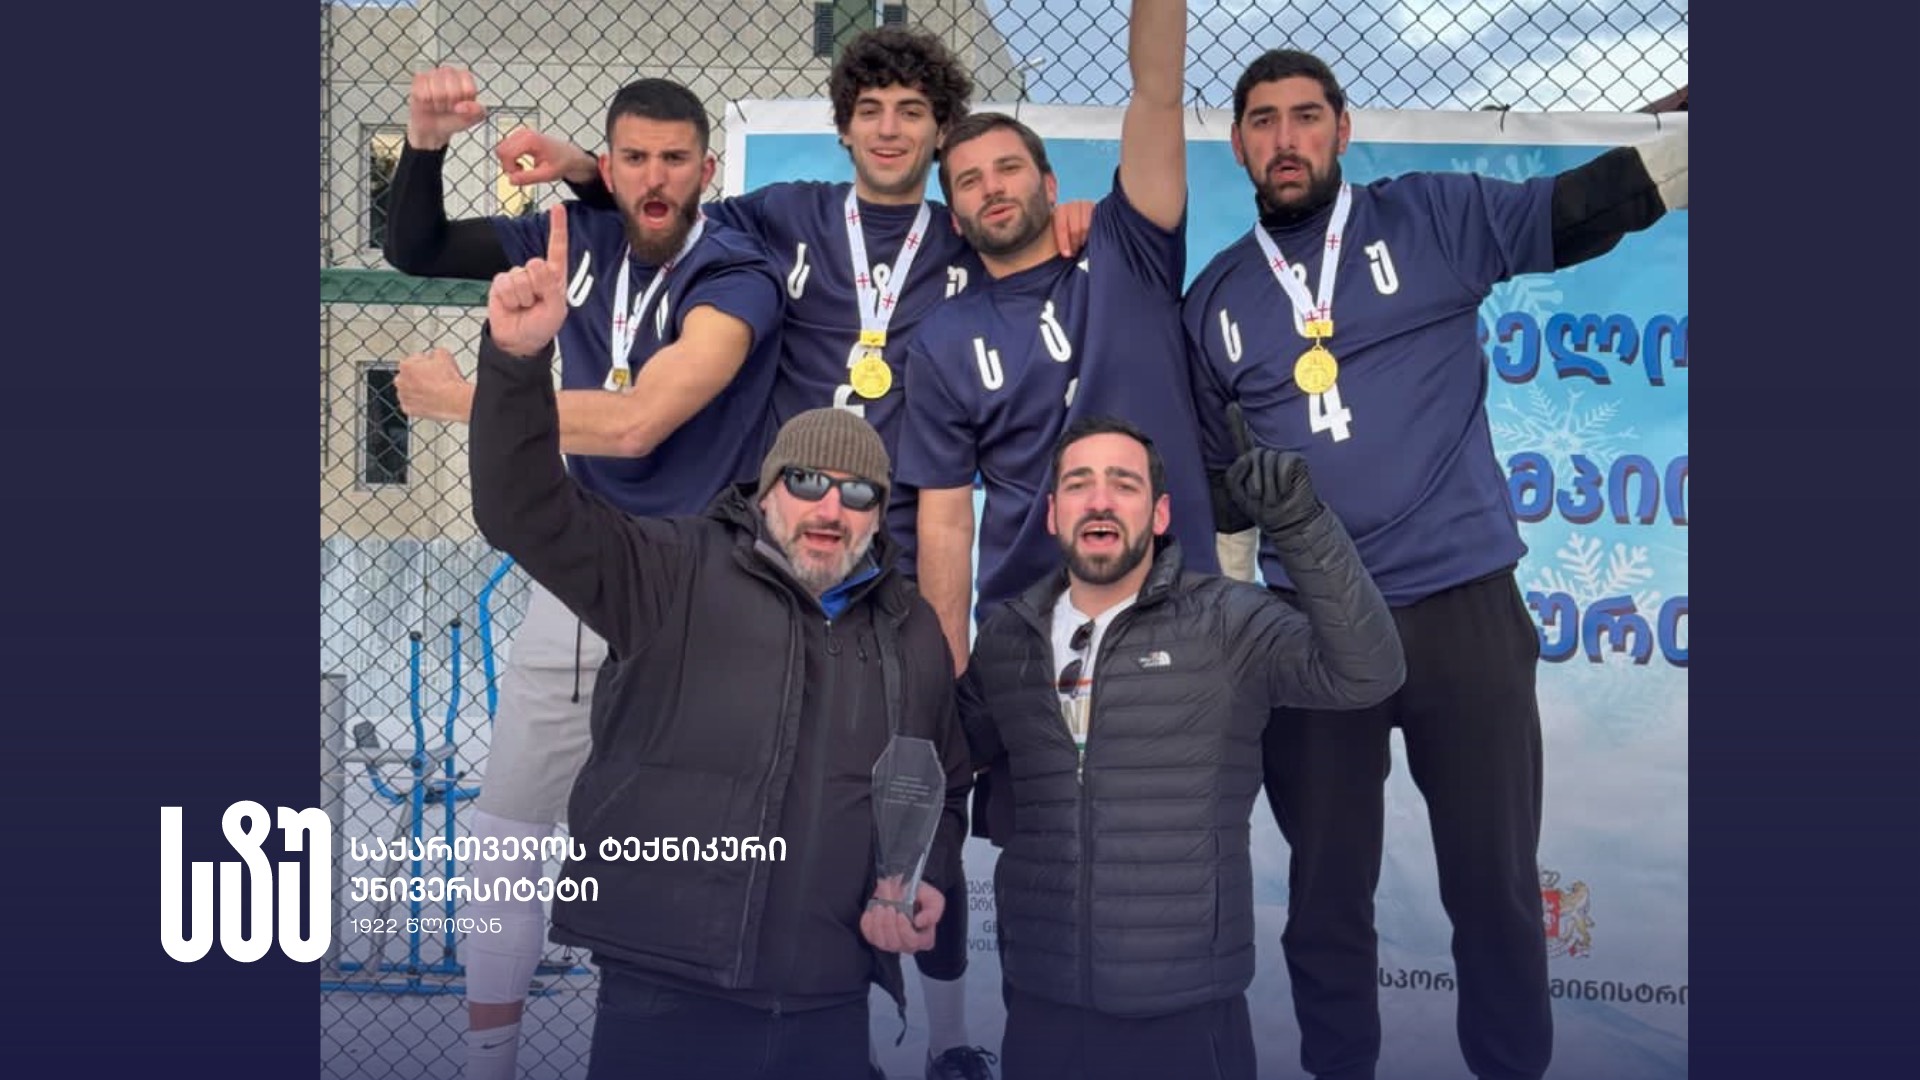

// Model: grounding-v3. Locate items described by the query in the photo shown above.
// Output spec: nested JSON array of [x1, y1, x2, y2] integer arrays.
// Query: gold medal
[[608, 368, 631, 390], [850, 352, 893, 399], [1293, 344, 1339, 396]]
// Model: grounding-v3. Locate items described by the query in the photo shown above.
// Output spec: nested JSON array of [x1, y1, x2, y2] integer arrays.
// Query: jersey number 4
[[1308, 387, 1353, 442], [1221, 309, 1354, 443]]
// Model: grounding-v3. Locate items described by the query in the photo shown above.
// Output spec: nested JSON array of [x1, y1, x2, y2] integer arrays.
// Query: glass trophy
[[870, 735, 945, 917]]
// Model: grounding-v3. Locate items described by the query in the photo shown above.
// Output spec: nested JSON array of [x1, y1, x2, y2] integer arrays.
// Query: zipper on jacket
[[729, 573, 803, 988], [771, 614, 837, 999], [1075, 602, 1140, 1007], [1078, 750, 1094, 1003]]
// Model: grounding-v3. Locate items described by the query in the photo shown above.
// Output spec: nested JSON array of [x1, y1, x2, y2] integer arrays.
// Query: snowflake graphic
[[1528, 532, 1660, 614], [1491, 383, 1641, 476], [1451, 150, 1549, 182], [1485, 273, 1565, 325], [1523, 532, 1675, 741]]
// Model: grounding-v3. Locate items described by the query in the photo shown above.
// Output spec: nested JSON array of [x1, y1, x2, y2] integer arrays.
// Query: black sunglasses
[[780, 467, 883, 512], [1056, 619, 1095, 696]]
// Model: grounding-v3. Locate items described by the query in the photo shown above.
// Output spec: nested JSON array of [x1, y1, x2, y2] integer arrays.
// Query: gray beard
[[764, 500, 876, 595]]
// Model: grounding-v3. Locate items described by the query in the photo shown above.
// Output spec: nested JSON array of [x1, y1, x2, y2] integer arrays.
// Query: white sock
[[464, 1022, 522, 1080], [920, 972, 969, 1057]]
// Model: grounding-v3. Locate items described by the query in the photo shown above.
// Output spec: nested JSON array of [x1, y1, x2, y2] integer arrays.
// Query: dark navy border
[[1693, 2, 1920, 1077], [9, 2, 1919, 1077], [5, 2, 319, 1075]]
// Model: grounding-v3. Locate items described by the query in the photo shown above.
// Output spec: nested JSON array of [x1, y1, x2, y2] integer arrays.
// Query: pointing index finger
[[1226, 402, 1256, 459], [546, 203, 568, 273]]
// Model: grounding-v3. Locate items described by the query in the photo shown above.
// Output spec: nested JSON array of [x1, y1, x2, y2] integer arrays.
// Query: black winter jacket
[[469, 330, 969, 1014], [960, 523, 1403, 1018]]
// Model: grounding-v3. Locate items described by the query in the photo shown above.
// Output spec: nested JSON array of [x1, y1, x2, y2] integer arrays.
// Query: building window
[[817, 3, 901, 57], [365, 127, 406, 251], [813, 3, 836, 58], [361, 363, 409, 487]]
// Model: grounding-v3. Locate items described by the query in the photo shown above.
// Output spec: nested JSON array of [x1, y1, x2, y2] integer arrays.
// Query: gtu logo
[[160, 801, 332, 962]]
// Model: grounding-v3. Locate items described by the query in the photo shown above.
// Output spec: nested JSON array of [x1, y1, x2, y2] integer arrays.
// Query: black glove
[[1225, 447, 1325, 535]]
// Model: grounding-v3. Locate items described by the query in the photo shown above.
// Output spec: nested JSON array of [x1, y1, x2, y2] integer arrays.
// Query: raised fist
[[406, 66, 488, 151], [395, 347, 473, 424], [1225, 447, 1325, 535], [487, 204, 570, 359]]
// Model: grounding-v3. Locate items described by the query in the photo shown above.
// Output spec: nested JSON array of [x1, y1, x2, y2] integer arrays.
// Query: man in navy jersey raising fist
[[1184, 48, 1687, 1080], [383, 72, 784, 1080]]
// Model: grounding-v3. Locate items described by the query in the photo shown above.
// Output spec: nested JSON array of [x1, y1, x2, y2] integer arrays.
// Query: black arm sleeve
[[1550, 144, 1667, 269], [381, 144, 514, 279]]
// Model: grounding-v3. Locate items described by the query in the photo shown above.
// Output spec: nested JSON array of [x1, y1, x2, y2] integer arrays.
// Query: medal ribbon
[[1250, 183, 1352, 340], [608, 214, 707, 388], [843, 186, 931, 351]]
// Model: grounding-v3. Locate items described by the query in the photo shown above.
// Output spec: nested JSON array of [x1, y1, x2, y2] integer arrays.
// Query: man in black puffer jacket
[[960, 415, 1405, 1080], [465, 208, 969, 1080]]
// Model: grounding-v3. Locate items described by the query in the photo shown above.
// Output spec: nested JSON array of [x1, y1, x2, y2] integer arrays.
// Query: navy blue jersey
[[1183, 171, 1555, 605], [706, 181, 981, 456], [898, 174, 1220, 613], [496, 204, 784, 519], [708, 181, 982, 569]]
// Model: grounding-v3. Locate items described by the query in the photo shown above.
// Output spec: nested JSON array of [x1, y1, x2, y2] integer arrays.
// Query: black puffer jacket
[[960, 522, 1403, 1018], [470, 330, 968, 1015]]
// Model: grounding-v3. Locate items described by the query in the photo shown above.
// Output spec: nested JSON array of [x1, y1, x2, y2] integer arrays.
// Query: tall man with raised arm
[[1183, 47, 1688, 1080], [383, 73, 784, 1079], [896, 0, 1219, 857]]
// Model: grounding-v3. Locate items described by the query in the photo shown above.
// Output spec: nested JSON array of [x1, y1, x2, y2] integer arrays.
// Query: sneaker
[[926, 1046, 999, 1080]]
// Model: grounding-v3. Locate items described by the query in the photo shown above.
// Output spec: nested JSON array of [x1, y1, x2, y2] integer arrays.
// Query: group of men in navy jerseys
[[383, 3, 1687, 1078]]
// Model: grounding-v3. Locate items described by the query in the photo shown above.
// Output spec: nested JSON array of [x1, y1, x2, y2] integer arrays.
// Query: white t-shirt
[[1051, 590, 1138, 752]]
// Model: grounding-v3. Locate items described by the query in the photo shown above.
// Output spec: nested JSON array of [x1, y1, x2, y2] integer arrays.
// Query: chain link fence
[[319, 2, 1686, 1075]]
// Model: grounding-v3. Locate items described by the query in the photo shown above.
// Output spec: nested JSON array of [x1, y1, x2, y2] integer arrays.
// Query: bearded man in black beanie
[[459, 209, 970, 1079]]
